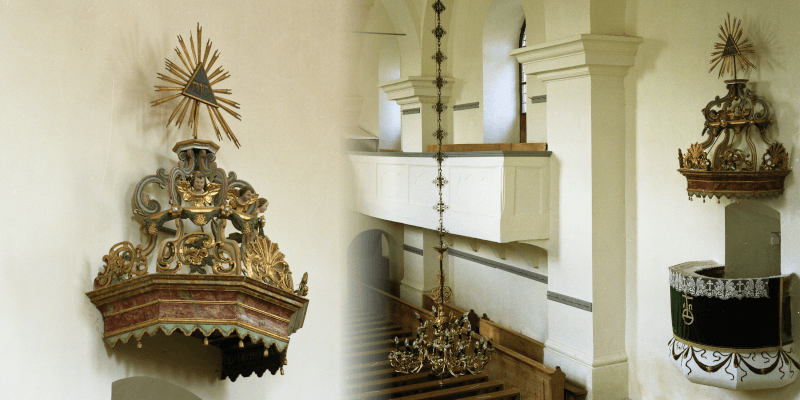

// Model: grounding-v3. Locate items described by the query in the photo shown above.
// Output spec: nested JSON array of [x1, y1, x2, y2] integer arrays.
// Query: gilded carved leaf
[[761, 143, 788, 170], [95, 241, 148, 289], [684, 143, 709, 171]]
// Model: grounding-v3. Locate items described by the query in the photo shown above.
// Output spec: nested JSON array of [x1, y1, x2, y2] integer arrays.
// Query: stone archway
[[347, 228, 396, 293]]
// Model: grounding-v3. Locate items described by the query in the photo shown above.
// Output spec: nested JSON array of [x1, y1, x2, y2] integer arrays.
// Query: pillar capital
[[511, 34, 642, 82], [379, 76, 453, 152], [379, 76, 452, 105]]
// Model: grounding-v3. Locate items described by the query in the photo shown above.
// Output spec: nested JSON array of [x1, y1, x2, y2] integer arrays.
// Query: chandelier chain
[[387, 0, 493, 379]]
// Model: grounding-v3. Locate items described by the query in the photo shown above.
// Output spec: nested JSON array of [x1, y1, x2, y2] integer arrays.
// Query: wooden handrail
[[424, 143, 547, 152]]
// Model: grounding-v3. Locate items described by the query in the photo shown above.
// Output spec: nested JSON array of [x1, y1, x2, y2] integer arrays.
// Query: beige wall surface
[[0, 1, 349, 399], [626, 0, 800, 399]]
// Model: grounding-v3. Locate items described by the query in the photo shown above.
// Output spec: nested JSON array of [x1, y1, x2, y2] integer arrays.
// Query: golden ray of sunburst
[[709, 14, 755, 79], [151, 24, 242, 148]]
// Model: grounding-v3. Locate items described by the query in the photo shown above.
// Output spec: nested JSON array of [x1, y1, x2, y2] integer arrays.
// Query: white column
[[514, 34, 641, 400], [380, 76, 452, 152], [400, 226, 425, 307]]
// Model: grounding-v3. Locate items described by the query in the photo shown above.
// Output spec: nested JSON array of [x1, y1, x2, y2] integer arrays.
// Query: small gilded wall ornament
[[678, 15, 790, 201], [86, 25, 309, 381]]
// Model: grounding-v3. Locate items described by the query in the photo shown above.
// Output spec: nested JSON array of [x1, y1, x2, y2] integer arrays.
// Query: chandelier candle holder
[[85, 25, 309, 382], [678, 15, 790, 201], [387, 0, 493, 381]]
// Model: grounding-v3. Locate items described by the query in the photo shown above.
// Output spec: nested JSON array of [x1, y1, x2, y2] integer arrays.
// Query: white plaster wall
[[483, 0, 525, 144], [401, 226, 425, 307], [626, 0, 800, 398], [0, 1, 348, 399], [450, 238, 549, 342], [358, 1, 395, 137], [378, 37, 402, 150], [519, 0, 548, 143], [449, 0, 492, 144]]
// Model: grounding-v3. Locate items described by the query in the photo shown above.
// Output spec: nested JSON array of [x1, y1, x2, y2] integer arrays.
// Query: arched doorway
[[112, 377, 201, 400]]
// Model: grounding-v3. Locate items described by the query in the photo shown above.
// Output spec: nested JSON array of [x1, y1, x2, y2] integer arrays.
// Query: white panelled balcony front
[[349, 151, 550, 243]]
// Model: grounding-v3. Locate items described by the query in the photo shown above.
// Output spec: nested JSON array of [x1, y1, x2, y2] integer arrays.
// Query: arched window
[[519, 20, 526, 143]]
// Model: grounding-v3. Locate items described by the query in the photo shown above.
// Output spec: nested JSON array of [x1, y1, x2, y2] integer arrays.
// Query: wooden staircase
[[345, 311, 521, 400]]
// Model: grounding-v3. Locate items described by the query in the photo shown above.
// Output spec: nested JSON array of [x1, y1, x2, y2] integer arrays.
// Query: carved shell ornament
[[244, 235, 294, 293]]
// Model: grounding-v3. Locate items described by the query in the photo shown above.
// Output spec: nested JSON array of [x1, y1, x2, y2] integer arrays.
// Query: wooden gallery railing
[[356, 283, 568, 400]]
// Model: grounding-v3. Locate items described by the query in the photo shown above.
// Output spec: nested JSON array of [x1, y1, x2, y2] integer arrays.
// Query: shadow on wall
[[112, 376, 201, 400], [105, 331, 224, 393], [113, 27, 179, 145]]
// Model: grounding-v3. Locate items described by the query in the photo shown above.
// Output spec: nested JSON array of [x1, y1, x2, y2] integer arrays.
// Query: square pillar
[[401, 226, 425, 307], [513, 34, 641, 400], [380, 76, 452, 152]]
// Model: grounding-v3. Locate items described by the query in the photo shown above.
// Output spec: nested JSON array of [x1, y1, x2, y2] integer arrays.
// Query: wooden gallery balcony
[[348, 145, 550, 243]]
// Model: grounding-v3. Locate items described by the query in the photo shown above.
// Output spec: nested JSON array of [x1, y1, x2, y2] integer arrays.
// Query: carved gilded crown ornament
[[85, 26, 309, 382], [678, 15, 790, 201]]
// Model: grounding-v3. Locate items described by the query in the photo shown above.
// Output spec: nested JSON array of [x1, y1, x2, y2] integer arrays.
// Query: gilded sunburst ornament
[[151, 24, 242, 147], [709, 14, 755, 79]]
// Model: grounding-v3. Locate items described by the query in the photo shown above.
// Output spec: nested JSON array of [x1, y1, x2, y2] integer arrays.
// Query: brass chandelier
[[387, 0, 493, 378]]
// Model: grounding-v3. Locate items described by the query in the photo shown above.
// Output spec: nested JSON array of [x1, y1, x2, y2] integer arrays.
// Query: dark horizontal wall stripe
[[547, 291, 592, 312], [402, 108, 421, 115], [403, 244, 423, 256], [448, 248, 547, 284], [453, 102, 479, 111], [348, 150, 552, 158], [530, 95, 547, 104]]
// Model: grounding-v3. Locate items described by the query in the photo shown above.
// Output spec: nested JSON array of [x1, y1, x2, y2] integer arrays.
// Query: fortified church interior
[[3, 1, 800, 400], [345, 0, 800, 399]]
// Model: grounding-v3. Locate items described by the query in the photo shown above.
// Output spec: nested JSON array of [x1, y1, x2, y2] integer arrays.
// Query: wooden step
[[392, 380, 505, 400], [351, 325, 405, 336], [346, 360, 392, 373], [346, 372, 433, 394], [353, 324, 404, 333], [353, 319, 394, 330], [350, 314, 386, 324], [345, 338, 398, 352], [355, 373, 489, 400], [347, 347, 396, 362], [350, 327, 412, 342], [460, 388, 521, 400], [347, 367, 398, 382]]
